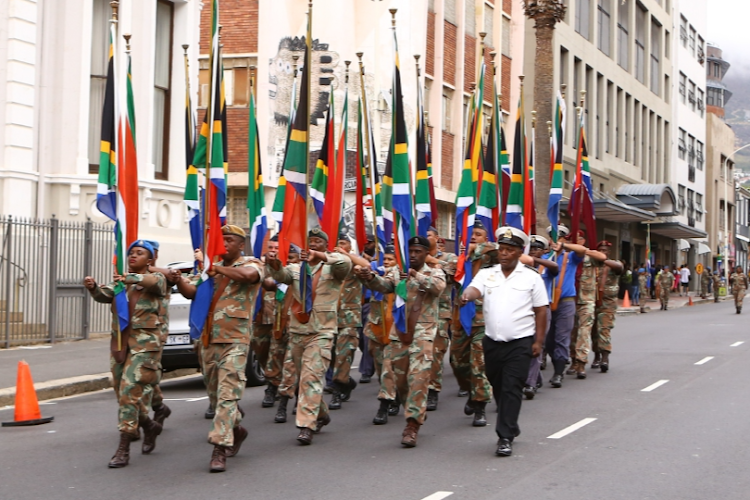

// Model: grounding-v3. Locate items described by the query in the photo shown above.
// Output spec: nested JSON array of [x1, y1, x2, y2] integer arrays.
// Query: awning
[[561, 198, 656, 223], [616, 184, 677, 216], [647, 221, 708, 239], [678, 239, 690, 251], [737, 234, 750, 243], [698, 243, 712, 255], [738, 240, 749, 253]]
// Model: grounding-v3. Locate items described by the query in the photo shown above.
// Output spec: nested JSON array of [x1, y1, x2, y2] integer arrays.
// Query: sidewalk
[[616, 291, 729, 315]]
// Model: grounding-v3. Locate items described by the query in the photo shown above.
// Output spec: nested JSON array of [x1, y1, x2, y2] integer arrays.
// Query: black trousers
[[482, 335, 533, 441]]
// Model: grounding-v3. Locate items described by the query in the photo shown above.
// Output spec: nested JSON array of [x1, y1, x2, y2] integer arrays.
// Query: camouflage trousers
[[332, 327, 359, 386], [202, 342, 248, 447], [429, 318, 451, 392], [572, 301, 595, 365], [110, 349, 162, 437], [593, 296, 617, 354], [264, 328, 289, 387], [379, 337, 433, 424], [449, 326, 492, 403], [364, 323, 387, 379], [286, 332, 333, 430], [734, 289, 746, 309], [251, 324, 273, 374], [659, 287, 670, 307]]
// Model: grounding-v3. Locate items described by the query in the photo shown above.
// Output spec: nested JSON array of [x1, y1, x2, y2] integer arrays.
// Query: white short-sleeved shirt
[[468, 263, 549, 342], [680, 268, 690, 283]]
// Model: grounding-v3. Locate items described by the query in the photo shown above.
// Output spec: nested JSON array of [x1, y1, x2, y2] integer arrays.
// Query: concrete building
[[735, 186, 750, 271], [524, 0, 679, 268]]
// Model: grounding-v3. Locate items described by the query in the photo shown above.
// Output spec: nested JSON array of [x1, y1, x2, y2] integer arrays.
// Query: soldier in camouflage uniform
[[658, 266, 675, 310], [257, 235, 280, 408], [84, 240, 167, 469], [590, 241, 623, 373], [730, 266, 749, 314], [713, 271, 722, 302], [173, 225, 265, 473], [266, 227, 352, 445], [358, 235, 446, 447], [638, 268, 649, 313], [271, 246, 300, 423], [445, 222, 494, 426], [328, 234, 371, 410], [700, 267, 711, 299]]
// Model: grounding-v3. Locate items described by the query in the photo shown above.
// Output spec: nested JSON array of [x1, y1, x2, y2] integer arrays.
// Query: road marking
[[695, 356, 714, 365], [420, 493, 453, 500], [731, 341, 744, 347], [17, 345, 52, 350], [547, 418, 597, 439], [641, 380, 669, 392], [163, 396, 208, 402]]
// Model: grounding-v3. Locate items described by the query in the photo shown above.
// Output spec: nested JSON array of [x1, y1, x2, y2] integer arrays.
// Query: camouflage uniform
[[143, 278, 171, 415], [251, 290, 275, 379], [573, 256, 600, 366], [700, 271, 710, 299], [333, 270, 362, 385], [713, 274, 722, 302], [363, 297, 388, 380], [430, 251, 455, 394], [658, 271, 675, 308], [730, 272, 749, 310], [593, 266, 619, 354], [447, 245, 494, 403], [270, 253, 352, 430], [190, 257, 265, 447], [638, 274, 649, 311], [264, 287, 290, 388], [366, 265, 446, 425], [91, 273, 167, 437]]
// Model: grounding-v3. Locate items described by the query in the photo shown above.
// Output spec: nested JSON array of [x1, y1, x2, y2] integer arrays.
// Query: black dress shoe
[[359, 374, 372, 384], [457, 389, 469, 397], [495, 438, 512, 457], [205, 405, 216, 419], [296, 428, 313, 445], [550, 375, 563, 388]]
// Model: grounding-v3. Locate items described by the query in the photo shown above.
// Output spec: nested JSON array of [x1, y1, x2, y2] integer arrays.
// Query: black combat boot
[[329, 389, 343, 410], [472, 401, 488, 427], [262, 383, 278, 408], [600, 351, 610, 373], [426, 389, 439, 411], [139, 415, 163, 455], [108, 432, 133, 468], [388, 396, 400, 416], [340, 377, 357, 402], [591, 352, 602, 369], [373, 399, 390, 425], [275, 396, 289, 423], [152, 403, 171, 426]]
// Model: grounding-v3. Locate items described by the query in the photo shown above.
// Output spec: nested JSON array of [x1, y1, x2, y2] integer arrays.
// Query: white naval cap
[[495, 226, 530, 248], [529, 235, 550, 250], [546, 224, 570, 237]]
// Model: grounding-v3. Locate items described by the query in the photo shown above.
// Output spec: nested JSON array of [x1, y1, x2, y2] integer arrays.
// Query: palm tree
[[523, 0, 566, 231]]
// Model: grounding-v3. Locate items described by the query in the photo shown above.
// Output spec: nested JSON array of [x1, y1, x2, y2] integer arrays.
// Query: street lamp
[[723, 143, 750, 284]]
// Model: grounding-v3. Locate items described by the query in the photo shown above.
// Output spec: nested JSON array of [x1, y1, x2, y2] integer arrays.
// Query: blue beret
[[128, 240, 155, 258], [144, 240, 160, 251]]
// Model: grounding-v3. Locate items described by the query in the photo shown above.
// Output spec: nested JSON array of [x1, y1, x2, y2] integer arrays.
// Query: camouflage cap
[[308, 227, 329, 242], [222, 225, 246, 238]]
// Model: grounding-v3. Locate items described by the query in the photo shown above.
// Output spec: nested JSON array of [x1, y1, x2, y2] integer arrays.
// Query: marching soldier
[[84, 240, 168, 469], [713, 271, 722, 303], [172, 225, 265, 473], [591, 241, 623, 373], [700, 267, 711, 300], [357, 236, 446, 447], [658, 265, 675, 310], [258, 235, 280, 408], [638, 268, 649, 313], [272, 246, 301, 424], [266, 228, 352, 445], [730, 266, 749, 314]]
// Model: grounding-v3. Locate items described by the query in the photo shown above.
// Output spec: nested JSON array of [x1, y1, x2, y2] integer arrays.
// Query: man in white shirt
[[460, 227, 549, 457], [679, 264, 691, 296]]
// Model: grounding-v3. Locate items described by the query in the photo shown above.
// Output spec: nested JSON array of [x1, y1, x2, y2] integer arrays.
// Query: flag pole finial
[[292, 55, 299, 77], [519, 75, 525, 85], [390, 9, 397, 27], [580, 89, 586, 108], [123, 33, 131, 52], [489, 51, 497, 75], [110, 1, 119, 21], [345, 60, 351, 84], [531, 110, 537, 128], [414, 54, 421, 77], [250, 65, 256, 89], [547, 120, 553, 137], [479, 31, 487, 56], [182, 44, 189, 53], [561, 83, 567, 99]]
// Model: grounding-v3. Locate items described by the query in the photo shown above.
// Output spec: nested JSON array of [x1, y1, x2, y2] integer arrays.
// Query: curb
[[0, 368, 198, 408], [616, 295, 729, 315]]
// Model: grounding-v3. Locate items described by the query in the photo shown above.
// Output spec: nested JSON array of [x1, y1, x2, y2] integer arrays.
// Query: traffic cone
[[622, 290, 631, 308], [2, 361, 54, 427], [688, 295, 694, 306]]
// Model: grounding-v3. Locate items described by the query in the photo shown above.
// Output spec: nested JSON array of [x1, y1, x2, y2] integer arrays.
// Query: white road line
[[420, 492, 453, 500], [731, 341, 744, 347], [695, 356, 714, 365], [547, 418, 597, 439], [163, 396, 208, 402], [641, 380, 669, 392]]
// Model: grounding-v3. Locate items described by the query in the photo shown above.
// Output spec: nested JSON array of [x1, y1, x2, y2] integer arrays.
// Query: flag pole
[[300, 0, 313, 310], [202, 7, 217, 272], [183, 44, 193, 155], [357, 52, 380, 264], [109, 0, 123, 353]]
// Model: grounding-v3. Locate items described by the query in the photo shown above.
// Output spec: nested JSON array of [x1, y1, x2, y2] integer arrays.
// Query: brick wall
[[441, 131, 454, 189], [443, 21, 457, 86], [484, 46, 494, 101], [200, 0, 258, 54], [464, 35, 476, 93], [501, 54, 512, 112], [196, 107, 249, 173], [426, 11, 436, 77], [503, 0, 512, 14]]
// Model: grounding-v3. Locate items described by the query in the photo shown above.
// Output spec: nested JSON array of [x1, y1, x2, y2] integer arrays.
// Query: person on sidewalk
[[700, 267, 710, 300], [658, 266, 675, 310], [591, 242, 623, 373], [265, 228, 352, 446], [713, 271, 722, 303], [172, 225, 265, 473], [730, 266, 749, 314], [460, 227, 548, 457], [84, 240, 168, 469], [358, 236, 446, 447], [638, 268, 649, 313], [679, 264, 691, 297]]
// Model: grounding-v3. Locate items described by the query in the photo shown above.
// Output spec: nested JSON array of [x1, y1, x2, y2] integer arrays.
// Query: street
[[1, 301, 749, 500]]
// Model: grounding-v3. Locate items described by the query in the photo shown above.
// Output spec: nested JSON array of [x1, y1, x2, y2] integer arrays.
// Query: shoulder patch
[[524, 264, 540, 274]]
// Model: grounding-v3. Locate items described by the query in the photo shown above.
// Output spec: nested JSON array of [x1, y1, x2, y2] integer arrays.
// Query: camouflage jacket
[[92, 272, 168, 353], [190, 257, 265, 344], [730, 272, 749, 292], [258, 289, 277, 325], [578, 255, 602, 304], [657, 271, 674, 289], [638, 274, 649, 294], [599, 265, 620, 298], [338, 269, 363, 328], [270, 252, 352, 335], [701, 271, 711, 287], [359, 265, 396, 326], [443, 244, 495, 325], [365, 264, 446, 342], [431, 251, 456, 319]]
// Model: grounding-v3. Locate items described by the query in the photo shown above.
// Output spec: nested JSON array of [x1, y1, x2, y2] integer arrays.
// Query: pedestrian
[[638, 268, 649, 313], [591, 241, 623, 373], [679, 264, 691, 296], [713, 271, 722, 303], [84, 239, 168, 469], [265, 227, 352, 446], [358, 236, 446, 447], [729, 266, 749, 314], [658, 265, 674, 310], [172, 226, 265, 472], [700, 267, 710, 299], [460, 226, 548, 457]]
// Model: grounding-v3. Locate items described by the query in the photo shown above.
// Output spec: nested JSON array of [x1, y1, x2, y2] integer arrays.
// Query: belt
[[560, 297, 576, 302]]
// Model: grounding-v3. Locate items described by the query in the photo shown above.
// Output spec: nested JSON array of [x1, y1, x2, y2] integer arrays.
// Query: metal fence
[[0, 215, 115, 348]]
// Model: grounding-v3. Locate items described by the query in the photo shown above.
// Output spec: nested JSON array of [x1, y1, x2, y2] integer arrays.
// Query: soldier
[[591, 241, 623, 373], [638, 268, 649, 313], [172, 225, 265, 473], [425, 226, 455, 411], [328, 234, 371, 410], [258, 235, 280, 408], [700, 267, 710, 300], [84, 240, 167, 468], [272, 246, 301, 424], [713, 271, 722, 303], [266, 228, 352, 445], [521, 235, 558, 399], [730, 266, 749, 314], [658, 265, 675, 310], [357, 236, 446, 447], [358, 229, 378, 384]]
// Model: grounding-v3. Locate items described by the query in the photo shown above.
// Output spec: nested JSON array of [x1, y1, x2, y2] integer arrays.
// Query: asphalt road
[[1, 301, 748, 500]]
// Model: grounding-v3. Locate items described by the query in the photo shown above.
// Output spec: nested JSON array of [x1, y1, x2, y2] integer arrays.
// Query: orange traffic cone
[[2, 361, 54, 427], [622, 290, 631, 308], [688, 295, 694, 306]]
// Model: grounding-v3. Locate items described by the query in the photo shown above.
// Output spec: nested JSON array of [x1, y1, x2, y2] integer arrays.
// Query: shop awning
[[647, 221, 708, 239], [738, 240, 749, 253], [560, 198, 656, 223], [697, 243, 712, 255], [616, 184, 677, 216], [678, 239, 690, 251]]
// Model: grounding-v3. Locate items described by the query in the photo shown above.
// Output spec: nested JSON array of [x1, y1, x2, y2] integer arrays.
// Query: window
[[484, 5, 494, 42], [688, 135, 695, 168], [689, 26, 696, 57], [679, 15, 687, 47], [617, 0, 629, 69], [575, 0, 591, 40], [598, 0, 611, 56], [678, 184, 686, 215], [695, 193, 703, 222], [697, 88, 704, 116], [679, 72, 686, 103], [650, 20, 661, 95], [714, 62, 721, 78], [688, 80, 696, 111], [697, 35, 705, 63], [153, 0, 173, 180], [635, 6, 646, 83], [442, 88, 453, 133], [665, 29, 670, 59], [88, 0, 111, 173], [664, 74, 670, 102], [678, 128, 686, 160], [696, 141, 704, 170], [501, 16, 511, 57], [687, 189, 695, 225]]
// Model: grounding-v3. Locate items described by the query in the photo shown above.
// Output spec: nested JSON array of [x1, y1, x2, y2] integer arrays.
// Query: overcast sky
[[706, 0, 750, 77]]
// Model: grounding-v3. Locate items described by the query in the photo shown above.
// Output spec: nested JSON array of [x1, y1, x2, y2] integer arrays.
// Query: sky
[[706, 0, 750, 77]]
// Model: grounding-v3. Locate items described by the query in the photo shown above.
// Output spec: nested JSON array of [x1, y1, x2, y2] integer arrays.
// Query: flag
[[506, 92, 526, 231], [547, 91, 565, 242], [355, 98, 369, 250], [415, 72, 433, 237], [478, 68, 500, 241], [322, 88, 347, 249], [271, 67, 298, 232], [499, 108, 511, 225], [183, 49, 201, 259], [427, 132, 438, 228], [247, 89, 267, 259], [525, 119, 536, 235], [310, 92, 334, 223], [569, 108, 597, 242]]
